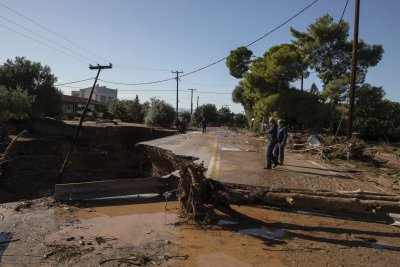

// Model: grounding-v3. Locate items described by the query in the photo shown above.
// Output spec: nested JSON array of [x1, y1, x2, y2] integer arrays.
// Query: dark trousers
[[266, 142, 277, 168], [202, 126, 206, 133], [273, 143, 285, 164]]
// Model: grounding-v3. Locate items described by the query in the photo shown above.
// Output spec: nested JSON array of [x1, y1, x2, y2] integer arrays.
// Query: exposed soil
[[0, 119, 174, 202]]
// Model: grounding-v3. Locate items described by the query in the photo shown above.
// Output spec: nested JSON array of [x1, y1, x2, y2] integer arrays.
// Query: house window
[[100, 95, 107, 103]]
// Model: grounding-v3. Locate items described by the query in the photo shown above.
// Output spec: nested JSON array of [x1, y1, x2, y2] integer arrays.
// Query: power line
[[98, 77, 176, 86], [99, 0, 319, 85], [0, 2, 175, 72], [55, 77, 95, 86], [181, 79, 235, 88], [112, 64, 172, 72], [180, 0, 319, 78], [4, 0, 320, 89], [118, 89, 230, 94], [196, 91, 231, 95], [115, 89, 176, 92], [0, 1, 110, 64], [339, 0, 349, 23], [0, 15, 98, 64], [58, 85, 84, 89], [245, 0, 319, 47], [0, 22, 90, 64]]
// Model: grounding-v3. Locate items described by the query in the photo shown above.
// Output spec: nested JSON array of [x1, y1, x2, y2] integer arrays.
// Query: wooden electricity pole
[[58, 64, 112, 182], [188, 88, 196, 115], [172, 70, 183, 117], [347, 0, 360, 138]]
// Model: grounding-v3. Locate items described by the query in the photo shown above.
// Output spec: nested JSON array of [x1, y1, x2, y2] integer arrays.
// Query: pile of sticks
[[288, 133, 376, 161]]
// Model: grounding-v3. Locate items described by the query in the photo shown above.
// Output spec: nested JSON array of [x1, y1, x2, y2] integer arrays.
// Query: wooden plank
[[54, 177, 171, 201]]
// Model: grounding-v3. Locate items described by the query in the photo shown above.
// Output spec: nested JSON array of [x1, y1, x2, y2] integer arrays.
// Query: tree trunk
[[215, 182, 400, 215]]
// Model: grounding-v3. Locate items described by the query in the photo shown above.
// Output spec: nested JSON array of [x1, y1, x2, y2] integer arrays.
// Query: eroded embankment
[[0, 120, 175, 203]]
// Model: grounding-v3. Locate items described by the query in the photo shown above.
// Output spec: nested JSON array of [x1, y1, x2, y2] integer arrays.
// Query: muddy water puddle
[[48, 201, 285, 266], [176, 224, 285, 266], [49, 202, 180, 248]]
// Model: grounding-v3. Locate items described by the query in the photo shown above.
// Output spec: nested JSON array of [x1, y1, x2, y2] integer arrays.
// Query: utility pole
[[58, 64, 112, 182], [347, 0, 360, 138], [172, 70, 183, 117], [196, 96, 199, 111], [301, 63, 304, 91], [188, 88, 196, 115]]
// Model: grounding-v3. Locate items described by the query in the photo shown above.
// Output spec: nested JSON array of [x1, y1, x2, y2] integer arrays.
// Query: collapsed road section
[[55, 142, 400, 220]]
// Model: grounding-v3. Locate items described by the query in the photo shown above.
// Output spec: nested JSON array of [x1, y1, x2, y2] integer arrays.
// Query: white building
[[72, 84, 117, 105]]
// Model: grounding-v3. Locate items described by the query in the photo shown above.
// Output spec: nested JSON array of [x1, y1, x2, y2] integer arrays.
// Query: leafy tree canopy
[[226, 46, 253, 78], [108, 100, 128, 121], [322, 76, 349, 106], [253, 90, 331, 131], [291, 14, 383, 86], [217, 106, 234, 126], [144, 98, 175, 127], [0, 57, 61, 117], [125, 95, 144, 122], [0, 85, 34, 139], [193, 104, 218, 125]]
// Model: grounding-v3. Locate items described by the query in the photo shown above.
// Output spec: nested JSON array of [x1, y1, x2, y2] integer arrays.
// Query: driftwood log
[[137, 144, 400, 219]]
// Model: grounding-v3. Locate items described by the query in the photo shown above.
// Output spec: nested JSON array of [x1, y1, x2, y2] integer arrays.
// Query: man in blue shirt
[[275, 119, 288, 165], [264, 117, 278, 169]]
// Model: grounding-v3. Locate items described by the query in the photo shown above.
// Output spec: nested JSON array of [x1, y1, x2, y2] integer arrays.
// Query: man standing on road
[[264, 117, 278, 169], [275, 119, 288, 165], [201, 117, 207, 134]]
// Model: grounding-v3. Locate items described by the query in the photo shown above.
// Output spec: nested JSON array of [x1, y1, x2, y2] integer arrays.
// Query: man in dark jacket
[[201, 117, 207, 134], [264, 117, 278, 169], [275, 119, 288, 164]]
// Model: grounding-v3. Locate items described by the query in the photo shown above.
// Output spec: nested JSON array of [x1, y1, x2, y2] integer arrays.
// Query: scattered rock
[[377, 176, 394, 188], [14, 201, 32, 211]]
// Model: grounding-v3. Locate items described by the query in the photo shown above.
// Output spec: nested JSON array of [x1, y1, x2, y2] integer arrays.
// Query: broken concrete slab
[[54, 176, 178, 201]]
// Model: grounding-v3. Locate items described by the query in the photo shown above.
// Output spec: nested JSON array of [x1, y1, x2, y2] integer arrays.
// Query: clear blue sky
[[1, 0, 399, 113]]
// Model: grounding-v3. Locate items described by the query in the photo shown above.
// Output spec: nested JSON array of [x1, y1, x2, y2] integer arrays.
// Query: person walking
[[201, 117, 207, 134], [275, 119, 288, 165], [264, 117, 278, 169]]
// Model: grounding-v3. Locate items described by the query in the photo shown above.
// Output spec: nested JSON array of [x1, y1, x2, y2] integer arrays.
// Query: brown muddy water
[[45, 201, 285, 266]]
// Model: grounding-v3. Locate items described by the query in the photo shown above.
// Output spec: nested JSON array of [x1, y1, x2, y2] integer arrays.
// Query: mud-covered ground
[[1, 126, 400, 266]]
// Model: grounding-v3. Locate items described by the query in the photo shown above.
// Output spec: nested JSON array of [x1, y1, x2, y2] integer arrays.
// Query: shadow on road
[[274, 168, 353, 179], [213, 208, 400, 252], [282, 164, 356, 174]]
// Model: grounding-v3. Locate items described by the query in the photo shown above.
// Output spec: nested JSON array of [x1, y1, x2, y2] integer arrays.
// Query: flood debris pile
[[138, 144, 400, 222], [288, 133, 377, 162], [43, 241, 175, 266]]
